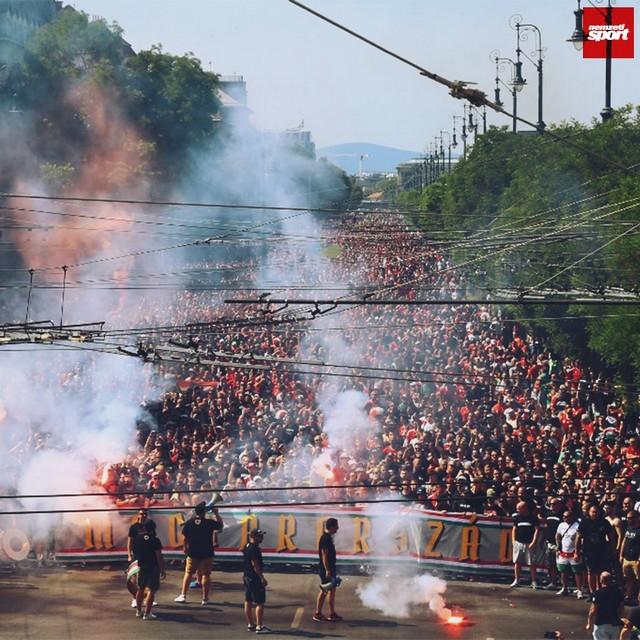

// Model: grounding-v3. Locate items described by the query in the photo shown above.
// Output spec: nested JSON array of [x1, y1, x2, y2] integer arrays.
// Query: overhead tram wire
[[521, 221, 640, 294], [287, 0, 635, 175], [0, 208, 313, 274], [257, 195, 640, 323], [1, 188, 627, 287]]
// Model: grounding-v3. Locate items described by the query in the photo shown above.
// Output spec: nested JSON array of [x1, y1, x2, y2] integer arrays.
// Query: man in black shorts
[[127, 509, 155, 608], [243, 528, 270, 634], [132, 521, 166, 620], [314, 517, 342, 623], [577, 504, 616, 595]]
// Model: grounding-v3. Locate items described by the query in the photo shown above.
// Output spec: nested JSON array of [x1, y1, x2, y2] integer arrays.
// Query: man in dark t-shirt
[[586, 571, 623, 639], [128, 510, 155, 561], [127, 509, 155, 609], [132, 521, 165, 620], [577, 505, 615, 594], [510, 501, 540, 589], [314, 517, 342, 623], [174, 502, 223, 605], [242, 529, 270, 634]]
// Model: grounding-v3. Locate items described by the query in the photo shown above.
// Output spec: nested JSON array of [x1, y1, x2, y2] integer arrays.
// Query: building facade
[[0, 0, 61, 87]]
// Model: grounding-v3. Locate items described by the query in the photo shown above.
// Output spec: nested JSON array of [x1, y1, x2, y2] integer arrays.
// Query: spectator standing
[[127, 509, 155, 608], [621, 511, 640, 604], [510, 500, 540, 589], [577, 505, 616, 595], [544, 498, 564, 590], [174, 502, 223, 605], [556, 510, 585, 599], [243, 528, 270, 634], [586, 571, 624, 640], [132, 521, 166, 621], [314, 518, 342, 623]]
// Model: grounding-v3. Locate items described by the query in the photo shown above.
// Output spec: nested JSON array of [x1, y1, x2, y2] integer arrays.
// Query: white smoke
[[357, 573, 449, 620]]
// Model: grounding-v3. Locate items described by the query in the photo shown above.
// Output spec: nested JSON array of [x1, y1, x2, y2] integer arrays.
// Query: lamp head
[[567, 7, 586, 51], [513, 61, 526, 92]]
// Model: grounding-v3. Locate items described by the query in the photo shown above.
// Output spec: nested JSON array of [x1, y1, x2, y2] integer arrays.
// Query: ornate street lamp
[[512, 15, 545, 132], [567, 0, 614, 122], [492, 53, 520, 133]]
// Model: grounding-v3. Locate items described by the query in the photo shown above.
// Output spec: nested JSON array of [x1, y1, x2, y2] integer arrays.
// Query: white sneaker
[[135, 610, 142, 618], [576, 590, 584, 600], [556, 588, 568, 596], [174, 594, 186, 603], [531, 581, 539, 590], [509, 579, 519, 588], [131, 598, 137, 608], [142, 612, 157, 620], [201, 599, 210, 605], [152, 601, 158, 607]]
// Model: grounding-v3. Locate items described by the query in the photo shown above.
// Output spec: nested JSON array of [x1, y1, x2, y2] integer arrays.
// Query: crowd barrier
[[42, 506, 531, 577]]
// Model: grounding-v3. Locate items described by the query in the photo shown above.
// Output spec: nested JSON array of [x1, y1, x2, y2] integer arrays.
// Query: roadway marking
[[291, 606, 304, 628]]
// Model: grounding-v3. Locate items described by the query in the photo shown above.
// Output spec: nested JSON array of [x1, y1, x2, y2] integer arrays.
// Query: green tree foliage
[[123, 45, 220, 170], [16, 10, 220, 184], [406, 107, 640, 390]]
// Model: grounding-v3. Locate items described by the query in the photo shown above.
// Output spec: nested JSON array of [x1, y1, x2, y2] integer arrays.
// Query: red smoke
[[10, 82, 152, 273]]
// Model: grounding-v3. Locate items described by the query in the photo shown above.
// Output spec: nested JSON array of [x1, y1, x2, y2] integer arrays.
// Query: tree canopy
[[401, 108, 640, 390]]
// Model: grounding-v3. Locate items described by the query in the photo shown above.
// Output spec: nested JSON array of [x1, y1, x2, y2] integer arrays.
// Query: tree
[[123, 46, 220, 171]]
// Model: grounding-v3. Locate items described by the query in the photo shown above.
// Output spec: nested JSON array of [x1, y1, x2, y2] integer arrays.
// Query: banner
[[50, 506, 531, 577]]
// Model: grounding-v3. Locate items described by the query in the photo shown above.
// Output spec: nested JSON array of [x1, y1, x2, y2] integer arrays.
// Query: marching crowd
[[94, 211, 640, 635]]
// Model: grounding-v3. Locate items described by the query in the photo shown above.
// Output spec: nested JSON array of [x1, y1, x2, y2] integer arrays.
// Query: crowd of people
[[91, 212, 640, 602]]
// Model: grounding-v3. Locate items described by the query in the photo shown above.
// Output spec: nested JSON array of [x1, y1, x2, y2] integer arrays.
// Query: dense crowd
[[99, 212, 640, 535]]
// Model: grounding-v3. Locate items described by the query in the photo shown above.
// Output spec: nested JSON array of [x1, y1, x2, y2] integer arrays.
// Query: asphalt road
[[0, 564, 590, 640]]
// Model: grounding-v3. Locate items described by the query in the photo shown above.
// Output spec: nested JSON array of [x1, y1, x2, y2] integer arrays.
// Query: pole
[[537, 56, 544, 130], [482, 106, 487, 134], [512, 88, 517, 133], [448, 144, 451, 174], [601, 1, 613, 122]]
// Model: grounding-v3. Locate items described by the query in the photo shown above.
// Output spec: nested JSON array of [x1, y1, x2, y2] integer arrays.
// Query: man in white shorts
[[556, 510, 585, 599]]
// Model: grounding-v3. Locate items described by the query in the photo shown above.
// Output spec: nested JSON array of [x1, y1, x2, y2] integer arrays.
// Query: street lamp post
[[440, 130, 454, 175], [513, 16, 545, 131], [453, 114, 467, 160], [493, 55, 524, 133], [567, 0, 614, 123]]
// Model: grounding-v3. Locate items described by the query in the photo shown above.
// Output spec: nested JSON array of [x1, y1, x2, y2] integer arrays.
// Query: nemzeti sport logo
[[583, 6, 635, 58]]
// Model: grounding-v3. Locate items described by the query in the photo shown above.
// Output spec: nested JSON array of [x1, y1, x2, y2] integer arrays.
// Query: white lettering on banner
[[0, 528, 30, 561], [587, 24, 631, 41]]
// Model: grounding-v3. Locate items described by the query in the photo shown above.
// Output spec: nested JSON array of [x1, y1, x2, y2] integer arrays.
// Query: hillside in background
[[318, 142, 420, 175]]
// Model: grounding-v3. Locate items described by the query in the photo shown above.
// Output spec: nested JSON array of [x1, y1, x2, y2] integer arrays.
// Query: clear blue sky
[[70, 0, 640, 151]]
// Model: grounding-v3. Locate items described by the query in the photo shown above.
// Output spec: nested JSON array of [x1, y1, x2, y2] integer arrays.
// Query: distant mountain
[[318, 142, 421, 175]]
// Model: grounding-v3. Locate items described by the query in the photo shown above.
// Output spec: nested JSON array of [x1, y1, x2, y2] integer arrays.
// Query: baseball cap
[[250, 528, 266, 537]]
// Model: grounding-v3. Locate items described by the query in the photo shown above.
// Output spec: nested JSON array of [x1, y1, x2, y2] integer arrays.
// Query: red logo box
[[583, 6, 634, 58]]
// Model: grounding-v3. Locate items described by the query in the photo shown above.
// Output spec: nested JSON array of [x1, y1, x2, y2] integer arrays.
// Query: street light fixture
[[493, 54, 519, 133], [567, 0, 587, 50], [513, 15, 545, 131], [452, 114, 465, 160], [568, 0, 614, 122], [440, 130, 453, 175]]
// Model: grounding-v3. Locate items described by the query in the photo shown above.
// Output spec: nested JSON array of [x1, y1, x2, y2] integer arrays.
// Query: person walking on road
[[174, 502, 223, 605], [132, 521, 166, 620], [313, 517, 342, 623], [243, 528, 271, 634], [586, 571, 624, 640]]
